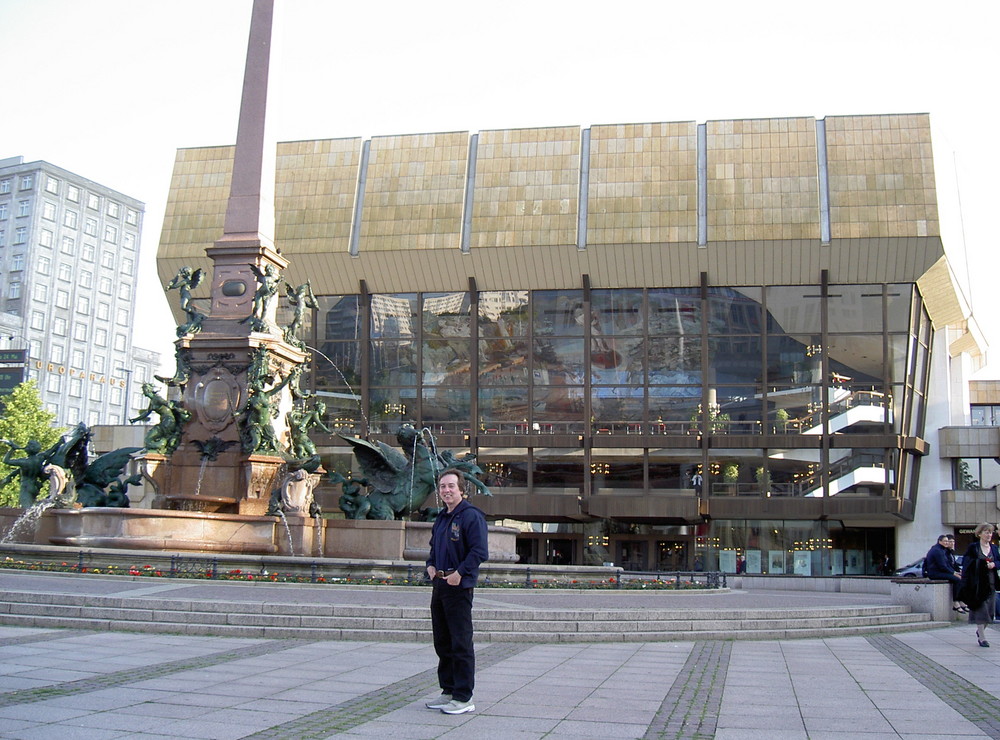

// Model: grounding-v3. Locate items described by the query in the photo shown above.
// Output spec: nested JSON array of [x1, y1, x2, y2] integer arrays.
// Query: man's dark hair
[[937, 534, 953, 543], [437, 468, 464, 482]]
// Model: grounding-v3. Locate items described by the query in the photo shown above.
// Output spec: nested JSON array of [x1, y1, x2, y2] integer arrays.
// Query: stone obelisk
[[149, 0, 308, 518]]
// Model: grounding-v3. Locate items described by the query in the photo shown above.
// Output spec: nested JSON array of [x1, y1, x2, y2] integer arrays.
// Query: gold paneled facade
[[706, 117, 820, 242], [587, 121, 698, 245], [471, 126, 580, 248], [826, 114, 938, 239]]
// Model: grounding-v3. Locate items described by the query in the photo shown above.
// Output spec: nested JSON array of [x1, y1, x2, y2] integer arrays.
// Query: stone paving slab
[[1, 573, 1000, 739]]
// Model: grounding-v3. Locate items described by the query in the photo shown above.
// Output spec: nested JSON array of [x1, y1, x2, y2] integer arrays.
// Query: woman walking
[[960, 523, 1000, 647]]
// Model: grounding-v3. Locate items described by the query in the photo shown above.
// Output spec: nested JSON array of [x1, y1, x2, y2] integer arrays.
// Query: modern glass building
[[157, 114, 985, 575]]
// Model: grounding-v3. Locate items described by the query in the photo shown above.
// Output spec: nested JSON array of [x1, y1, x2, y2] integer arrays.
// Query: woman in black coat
[[960, 522, 1000, 647]]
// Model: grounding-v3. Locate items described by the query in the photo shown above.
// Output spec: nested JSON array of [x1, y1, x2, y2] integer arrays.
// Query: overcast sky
[[1, 0, 998, 376]]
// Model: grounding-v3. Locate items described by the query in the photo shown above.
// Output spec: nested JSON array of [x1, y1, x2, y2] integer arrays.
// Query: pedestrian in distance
[[959, 523, 1000, 647], [924, 534, 965, 613], [424, 469, 488, 715]]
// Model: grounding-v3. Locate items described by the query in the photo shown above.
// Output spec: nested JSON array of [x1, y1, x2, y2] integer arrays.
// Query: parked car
[[893, 555, 962, 577]]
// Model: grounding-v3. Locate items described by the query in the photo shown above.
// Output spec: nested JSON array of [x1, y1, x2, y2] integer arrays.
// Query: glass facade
[[309, 281, 931, 572]]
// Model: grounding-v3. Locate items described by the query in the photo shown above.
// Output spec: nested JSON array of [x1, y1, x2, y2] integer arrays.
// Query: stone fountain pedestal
[[1, 506, 517, 562]]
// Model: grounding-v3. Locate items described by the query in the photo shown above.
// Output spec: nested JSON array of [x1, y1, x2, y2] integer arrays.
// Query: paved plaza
[[1, 572, 999, 739]]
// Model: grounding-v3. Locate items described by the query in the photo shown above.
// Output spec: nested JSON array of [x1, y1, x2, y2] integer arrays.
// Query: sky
[[1, 0, 998, 376]]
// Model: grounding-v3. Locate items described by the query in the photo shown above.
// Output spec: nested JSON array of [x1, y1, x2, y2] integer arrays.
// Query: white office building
[[0, 156, 159, 426]]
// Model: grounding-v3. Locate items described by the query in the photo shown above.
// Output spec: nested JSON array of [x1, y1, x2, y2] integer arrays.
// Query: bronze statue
[[130, 382, 191, 455], [283, 281, 318, 348], [237, 370, 293, 454], [1, 439, 62, 508], [155, 346, 192, 387], [242, 263, 281, 332], [287, 401, 331, 461], [330, 471, 372, 520], [338, 425, 491, 520], [166, 266, 206, 337], [75, 452, 143, 507], [2, 424, 141, 509]]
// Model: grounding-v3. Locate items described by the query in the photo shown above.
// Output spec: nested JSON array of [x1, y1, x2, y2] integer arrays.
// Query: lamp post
[[116, 367, 133, 425]]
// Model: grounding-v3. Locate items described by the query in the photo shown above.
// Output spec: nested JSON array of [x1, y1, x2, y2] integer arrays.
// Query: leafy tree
[[0, 381, 65, 508]]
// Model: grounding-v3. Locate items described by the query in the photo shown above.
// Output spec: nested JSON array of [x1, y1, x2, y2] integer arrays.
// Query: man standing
[[924, 534, 965, 612], [425, 469, 489, 715]]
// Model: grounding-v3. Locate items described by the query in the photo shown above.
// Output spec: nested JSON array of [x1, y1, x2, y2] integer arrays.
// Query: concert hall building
[[157, 113, 988, 575]]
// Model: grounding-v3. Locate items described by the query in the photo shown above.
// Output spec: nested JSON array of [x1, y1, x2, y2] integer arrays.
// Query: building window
[[73, 322, 88, 341], [971, 405, 1000, 426], [39, 229, 53, 247], [50, 344, 65, 364], [37, 256, 50, 275], [97, 302, 110, 320], [95, 328, 108, 346], [63, 210, 78, 228], [101, 250, 115, 268], [122, 232, 136, 250], [955, 458, 1000, 490], [45, 177, 59, 194], [10, 253, 24, 271], [30, 311, 45, 330], [55, 289, 70, 309], [99, 276, 112, 294], [17, 201, 30, 217], [61, 235, 75, 254], [32, 284, 48, 302], [70, 378, 83, 398], [72, 349, 84, 367], [87, 410, 100, 427], [87, 193, 99, 210], [84, 218, 98, 236], [66, 184, 79, 202], [125, 209, 138, 226], [103, 225, 118, 243], [8, 282, 20, 299], [116, 307, 129, 325], [89, 383, 103, 402], [107, 202, 119, 218], [57, 263, 72, 281], [80, 270, 93, 288], [110, 386, 123, 405], [113, 334, 126, 351], [42, 202, 57, 220], [92, 355, 105, 373], [0, 229, 5, 247], [0, 179, 10, 194], [0, 204, 7, 220], [14, 227, 26, 244], [81, 243, 95, 261], [53, 317, 67, 335], [46, 374, 61, 393], [118, 283, 131, 301], [121, 257, 134, 273], [19, 175, 33, 190], [77, 295, 90, 314]]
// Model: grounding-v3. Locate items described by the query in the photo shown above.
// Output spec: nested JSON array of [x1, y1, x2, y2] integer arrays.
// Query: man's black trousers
[[430, 582, 475, 702]]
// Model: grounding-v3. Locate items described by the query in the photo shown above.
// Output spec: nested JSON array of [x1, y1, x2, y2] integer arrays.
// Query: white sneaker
[[440, 698, 475, 714], [425, 694, 452, 709]]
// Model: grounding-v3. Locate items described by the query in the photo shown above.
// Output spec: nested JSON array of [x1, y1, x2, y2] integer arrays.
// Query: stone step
[[0, 589, 943, 642]]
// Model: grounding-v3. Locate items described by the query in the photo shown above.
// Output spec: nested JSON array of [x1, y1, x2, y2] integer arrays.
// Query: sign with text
[[0, 349, 26, 364], [0, 367, 24, 393]]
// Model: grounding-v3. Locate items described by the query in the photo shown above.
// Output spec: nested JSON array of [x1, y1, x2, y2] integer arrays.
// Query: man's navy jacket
[[426, 499, 488, 588]]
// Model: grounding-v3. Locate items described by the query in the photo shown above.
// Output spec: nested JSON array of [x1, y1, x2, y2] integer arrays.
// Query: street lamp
[[115, 367, 133, 425]]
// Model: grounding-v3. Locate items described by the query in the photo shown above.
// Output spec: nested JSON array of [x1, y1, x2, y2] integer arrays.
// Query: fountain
[[0, 0, 517, 568]]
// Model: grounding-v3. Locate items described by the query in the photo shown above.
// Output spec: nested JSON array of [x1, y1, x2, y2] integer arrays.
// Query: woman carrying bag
[[960, 523, 1000, 647]]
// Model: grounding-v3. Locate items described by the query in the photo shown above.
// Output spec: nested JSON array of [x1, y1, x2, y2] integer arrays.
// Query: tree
[[0, 381, 65, 508]]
